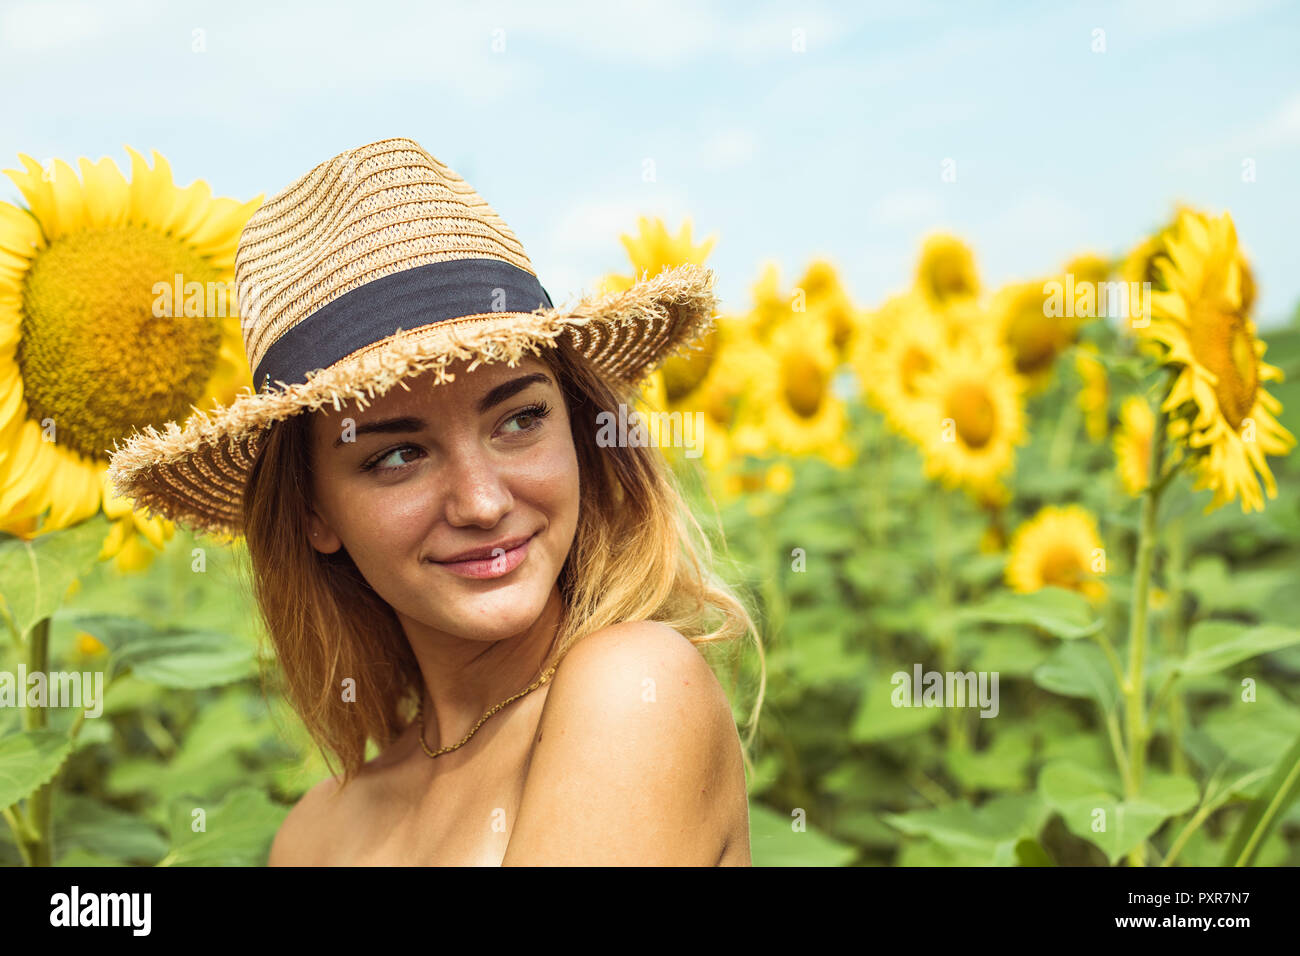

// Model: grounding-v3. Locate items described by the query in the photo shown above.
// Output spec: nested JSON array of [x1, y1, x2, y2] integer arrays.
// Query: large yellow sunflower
[[0, 147, 262, 568], [1142, 209, 1294, 512], [1114, 395, 1154, 496], [915, 233, 979, 307], [1118, 204, 1259, 328], [909, 333, 1025, 499], [1005, 504, 1106, 601], [748, 310, 850, 462]]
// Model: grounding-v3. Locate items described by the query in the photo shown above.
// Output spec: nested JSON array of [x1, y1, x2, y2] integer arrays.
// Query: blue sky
[[3, 0, 1298, 325]]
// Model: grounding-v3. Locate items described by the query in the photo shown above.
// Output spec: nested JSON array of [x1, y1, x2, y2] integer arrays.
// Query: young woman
[[107, 137, 764, 866]]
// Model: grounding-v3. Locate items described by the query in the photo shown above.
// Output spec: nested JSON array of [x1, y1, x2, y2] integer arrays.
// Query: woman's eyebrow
[[331, 374, 552, 448], [475, 372, 551, 414], [334, 416, 426, 448]]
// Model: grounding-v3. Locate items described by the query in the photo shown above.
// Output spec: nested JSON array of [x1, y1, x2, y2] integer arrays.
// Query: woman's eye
[[364, 445, 422, 473], [501, 402, 552, 436]]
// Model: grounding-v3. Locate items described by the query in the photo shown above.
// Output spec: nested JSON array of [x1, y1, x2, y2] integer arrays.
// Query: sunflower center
[[662, 328, 717, 402], [945, 383, 996, 449], [931, 259, 973, 300], [1006, 296, 1072, 376], [782, 351, 825, 418], [1187, 302, 1258, 430], [900, 346, 933, 396], [1038, 545, 1087, 591], [18, 227, 225, 460]]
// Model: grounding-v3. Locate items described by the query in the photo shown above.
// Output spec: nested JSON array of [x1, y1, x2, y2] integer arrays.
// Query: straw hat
[[105, 136, 718, 539]]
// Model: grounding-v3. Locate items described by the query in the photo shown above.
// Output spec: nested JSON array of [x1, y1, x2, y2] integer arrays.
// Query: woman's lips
[[432, 532, 534, 579]]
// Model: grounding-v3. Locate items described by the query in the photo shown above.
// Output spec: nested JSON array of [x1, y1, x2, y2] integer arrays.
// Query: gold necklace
[[415, 662, 559, 758]]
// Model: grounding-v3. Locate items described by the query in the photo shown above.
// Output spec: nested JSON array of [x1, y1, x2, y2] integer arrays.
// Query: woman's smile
[[429, 530, 538, 580]]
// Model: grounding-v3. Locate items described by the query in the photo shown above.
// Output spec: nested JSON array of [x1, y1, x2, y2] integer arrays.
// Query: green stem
[[2, 805, 35, 865], [1231, 757, 1300, 867], [1093, 629, 1127, 697], [1047, 390, 1081, 472], [1105, 711, 1133, 795], [1124, 399, 1169, 867], [934, 490, 968, 757], [20, 617, 53, 867], [1161, 516, 1187, 777]]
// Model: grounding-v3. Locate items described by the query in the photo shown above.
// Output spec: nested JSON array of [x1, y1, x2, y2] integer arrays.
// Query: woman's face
[[305, 354, 580, 644]]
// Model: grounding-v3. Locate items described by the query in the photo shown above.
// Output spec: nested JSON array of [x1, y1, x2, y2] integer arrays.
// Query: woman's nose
[[440, 445, 513, 528]]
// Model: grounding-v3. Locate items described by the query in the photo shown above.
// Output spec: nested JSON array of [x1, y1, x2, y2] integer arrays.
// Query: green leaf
[[1014, 837, 1056, 866], [1222, 729, 1300, 866], [1199, 696, 1300, 770], [1182, 556, 1292, 615], [883, 793, 1049, 866], [1033, 642, 1119, 712], [964, 629, 1053, 678], [113, 628, 256, 689], [54, 794, 168, 864], [161, 786, 289, 866], [0, 730, 73, 807], [1038, 761, 1198, 865], [748, 801, 859, 866], [1176, 621, 1300, 677], [849, 672, 941, 743], [960, 587, 1103, 640], [944, 728, 1034, 792], [50, 611, 155, 654], [0, 514, 111, 640]]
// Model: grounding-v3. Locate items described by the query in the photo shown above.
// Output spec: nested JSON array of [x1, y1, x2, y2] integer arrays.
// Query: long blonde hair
[[239, 336, 766, 784]]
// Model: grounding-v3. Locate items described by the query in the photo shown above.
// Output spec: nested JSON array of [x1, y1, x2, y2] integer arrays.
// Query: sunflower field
[[2, 148, 1299, 867]]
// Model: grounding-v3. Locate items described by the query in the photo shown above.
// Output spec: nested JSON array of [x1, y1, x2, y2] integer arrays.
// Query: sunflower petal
[[0, 200, 44, 259], [2, 154, 59, 235], [78, 155, 131, 229]]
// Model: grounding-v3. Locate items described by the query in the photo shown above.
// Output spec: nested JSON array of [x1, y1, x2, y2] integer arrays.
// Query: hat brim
[[106, 262, 717, 539]]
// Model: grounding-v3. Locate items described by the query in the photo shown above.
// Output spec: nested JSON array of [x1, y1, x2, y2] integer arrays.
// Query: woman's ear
[[306, 509, 342, 553]]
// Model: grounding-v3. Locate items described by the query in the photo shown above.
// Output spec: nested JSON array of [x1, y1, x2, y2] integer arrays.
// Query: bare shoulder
[[267, 773, 348, 867], [545, 620, 736, 740], [502, 620, 749, 865]]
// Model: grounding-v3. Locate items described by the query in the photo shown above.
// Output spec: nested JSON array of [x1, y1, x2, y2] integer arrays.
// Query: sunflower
[[915, 233, 979, 307], [660, 315, 773, 475], [0, 147, 261, 568], [794, 259, 860, 358], [991, 280, 1078, 391], [747, 310, 848, 460], [1005, 504, 1106, 601], [1142, 209, 1295, 512], [1064, 252, 1113, 288], [1114, 395, 1155, 496], [601, 215, 717, 294], [909, 333, 1025, 499], [601, 215, 721, 406], [747, 261, 793, 343], [852, 292, 948, 441], [1074, 342, 1109, 442]]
